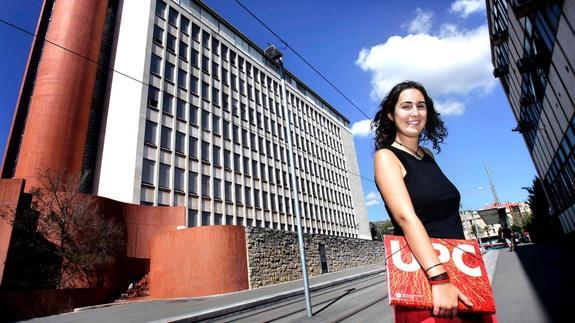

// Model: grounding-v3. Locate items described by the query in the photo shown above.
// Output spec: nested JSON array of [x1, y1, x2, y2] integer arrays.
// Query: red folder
[[383, 235, 496, 314]]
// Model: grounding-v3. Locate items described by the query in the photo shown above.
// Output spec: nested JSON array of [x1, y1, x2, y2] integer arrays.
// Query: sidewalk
[[491, 241, 575, 323], [32, 264, 385, 323]]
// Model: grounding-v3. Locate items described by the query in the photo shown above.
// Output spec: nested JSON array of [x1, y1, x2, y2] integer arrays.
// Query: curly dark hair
[[371, 80, 447, 152]]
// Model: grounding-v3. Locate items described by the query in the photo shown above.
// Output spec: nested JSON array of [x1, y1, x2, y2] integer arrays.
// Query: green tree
[[370, 219, 394, 240]]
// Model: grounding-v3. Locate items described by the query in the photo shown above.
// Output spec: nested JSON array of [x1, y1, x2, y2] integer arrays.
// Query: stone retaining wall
[[245, 226, 385, 288]]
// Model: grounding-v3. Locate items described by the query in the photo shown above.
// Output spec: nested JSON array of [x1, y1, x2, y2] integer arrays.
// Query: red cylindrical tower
[[14, 0, 109, 189]]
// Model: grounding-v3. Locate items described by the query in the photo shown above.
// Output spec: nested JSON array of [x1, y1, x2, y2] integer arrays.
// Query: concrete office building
[[487, 0, 575, 235], [1, 0, 370, 239]]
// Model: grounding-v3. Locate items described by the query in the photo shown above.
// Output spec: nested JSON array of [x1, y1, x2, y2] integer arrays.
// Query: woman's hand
[[431, 282, 473, 318]]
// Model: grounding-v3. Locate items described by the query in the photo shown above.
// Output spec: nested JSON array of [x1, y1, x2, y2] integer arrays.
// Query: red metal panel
[[149, 226, 249, 298]]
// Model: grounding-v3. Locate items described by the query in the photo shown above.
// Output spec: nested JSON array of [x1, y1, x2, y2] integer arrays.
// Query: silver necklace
[[394, 140, 423, 159]]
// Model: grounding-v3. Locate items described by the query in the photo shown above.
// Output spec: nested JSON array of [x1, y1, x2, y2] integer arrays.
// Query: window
[[162, 93, 173, 115], [188, 171, 198, 194], [252, 160, 258, 178], [232, 98, 239, 116], [202, 175, 210, 197], [242, 129, 248, 147], [191, 49, 199, 67], [155, 0, 166, 17], [164, 62, 175, 82], [211, 38, 219, 55], [159, 163, 170, 188], [222, 94, 229, 110], [225, 181, 232, 202], [212, 87, 219, 106], [212, 62, 219, 79], [144, 120, 157, 145], [174, 167, 184, 191], [202, 30, 210, 47], [222, 68, 228, 85], [234, 153, 240, 172], [260, 163, 266, 181], [180, 15, 190, 33], [189, 137, 197, 158], [153, 25, 164, 45], [168, 7, 178, 25], [269, 166, 274, 183], [245, 186, 251, 206], [161, 126, 171, 150], [230, 50, 236, 65], [201, 141, 209, 162], [235, 183, 242, 204], [202, 211, 210, 226], [142, 159, 155, 184], [151, 54, 161, 75], [250, 133, 256, 151], [243, 157, 250, 175], [191, 76, 199, 95], [179, 41, 188, 61], [189, 105, 198, 125], [201, 110, 210, 130], [175, 131, 185, 153], [192, 23, 200, 41], [213, 178, 221, 199], [263, 192, 268, 209], [231, 74, 237, 90], [148, 86, 160, 108], [254, 189, 260, 208], [176, 98, 186, 119], [178, 69, 187, 89], [233, 125, 239, 143], [201, 82, 209, 100], [221, 44, 228, 60], [212, 115, 220, 134], [223, 120, 230, 140], [213, 145, 220, 166], [167, 34, 176, 53], [224, 149, 231, 169], [202, 55, 209, 73]]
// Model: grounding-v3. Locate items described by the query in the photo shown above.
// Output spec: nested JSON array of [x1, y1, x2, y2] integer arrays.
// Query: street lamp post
[[265, 45, 312, 318]]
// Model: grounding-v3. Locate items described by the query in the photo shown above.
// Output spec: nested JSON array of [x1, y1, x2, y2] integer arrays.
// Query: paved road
[[203, 272, 391, 322]]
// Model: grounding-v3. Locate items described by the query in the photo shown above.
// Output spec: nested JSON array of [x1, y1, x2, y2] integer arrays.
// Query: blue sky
[[0, 0, 536, 221]]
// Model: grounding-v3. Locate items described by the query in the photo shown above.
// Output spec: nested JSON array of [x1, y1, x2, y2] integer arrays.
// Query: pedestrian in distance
[[501, 225, 514, 251], [372, 81, 476, 320]]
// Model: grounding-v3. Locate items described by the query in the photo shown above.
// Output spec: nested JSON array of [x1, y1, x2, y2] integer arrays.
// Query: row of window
[[153, 4, 346, 157], [186, 209, 357, 237]]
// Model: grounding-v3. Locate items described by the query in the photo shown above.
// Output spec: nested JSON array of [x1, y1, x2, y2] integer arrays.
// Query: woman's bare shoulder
[[374, 148, 401, 168]]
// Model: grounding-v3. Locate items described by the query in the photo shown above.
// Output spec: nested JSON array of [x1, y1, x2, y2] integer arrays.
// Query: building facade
[[2, 0, 370, 239], [487, 0, 575, 234]]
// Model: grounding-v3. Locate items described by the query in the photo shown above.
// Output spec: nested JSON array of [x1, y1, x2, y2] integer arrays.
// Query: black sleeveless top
[[379, 146, 465, 239]]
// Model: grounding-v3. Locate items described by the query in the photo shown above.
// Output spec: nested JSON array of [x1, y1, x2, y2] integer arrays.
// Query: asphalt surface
[[25, 241, 574, 322]]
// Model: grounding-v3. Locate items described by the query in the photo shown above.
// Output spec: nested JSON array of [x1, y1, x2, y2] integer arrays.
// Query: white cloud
[[450, 0, 486, 18], [435, 100, 465, 116], [365, 192, 382, 207], [350, 119, 373, 137], [355, 22, 495, 108], [406, 8, 433, 34]]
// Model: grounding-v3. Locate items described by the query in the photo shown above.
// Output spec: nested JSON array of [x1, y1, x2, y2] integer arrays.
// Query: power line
[[0, 16, 377, 186], [232, 0, 373, 121]]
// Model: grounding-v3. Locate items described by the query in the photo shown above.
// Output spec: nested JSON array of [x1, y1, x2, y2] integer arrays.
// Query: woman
[[372, 81, 473, 319]]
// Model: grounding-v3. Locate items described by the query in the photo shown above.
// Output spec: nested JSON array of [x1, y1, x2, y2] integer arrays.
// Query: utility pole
[[264, 45, 312, 318]]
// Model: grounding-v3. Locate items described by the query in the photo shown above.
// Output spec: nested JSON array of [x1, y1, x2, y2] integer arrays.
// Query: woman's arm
[[374, 149, 472, 318]]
